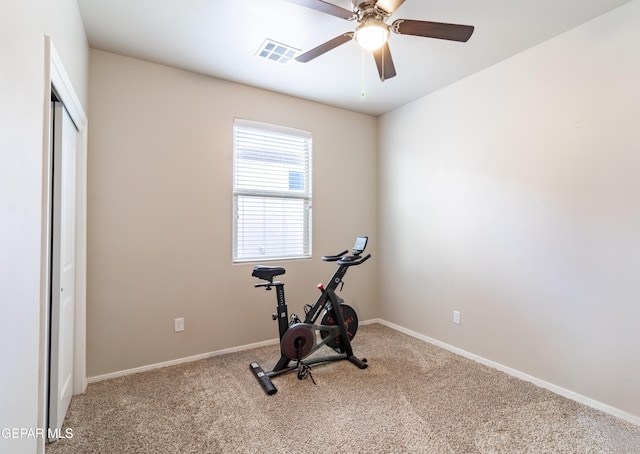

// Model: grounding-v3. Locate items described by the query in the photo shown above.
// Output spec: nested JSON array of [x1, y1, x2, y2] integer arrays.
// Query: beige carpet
[[47, 324, 640, 453]]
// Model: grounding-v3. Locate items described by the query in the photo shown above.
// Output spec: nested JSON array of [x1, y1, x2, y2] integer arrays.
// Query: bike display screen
[[353, 236, 367, 254]]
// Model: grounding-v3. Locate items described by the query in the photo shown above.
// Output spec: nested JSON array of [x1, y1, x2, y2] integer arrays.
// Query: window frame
[[232, 119, 312, 263]]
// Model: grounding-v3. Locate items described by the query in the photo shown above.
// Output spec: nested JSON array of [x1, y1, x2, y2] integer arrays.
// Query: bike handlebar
[[337, 253, 371, 267], [321, 250, 349, 262]]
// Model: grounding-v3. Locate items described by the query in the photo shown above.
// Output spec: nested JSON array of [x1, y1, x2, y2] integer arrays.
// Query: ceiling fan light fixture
[[355, 20, 389, 51]]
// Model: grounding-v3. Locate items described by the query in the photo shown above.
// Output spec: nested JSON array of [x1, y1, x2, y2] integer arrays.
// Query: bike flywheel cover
[[281, 323, 315, 360], [320, 304, 358, 349]]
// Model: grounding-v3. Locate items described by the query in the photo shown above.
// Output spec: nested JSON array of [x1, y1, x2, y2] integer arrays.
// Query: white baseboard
[[375, 318, 640, 427], [88, 337, 280, 383]]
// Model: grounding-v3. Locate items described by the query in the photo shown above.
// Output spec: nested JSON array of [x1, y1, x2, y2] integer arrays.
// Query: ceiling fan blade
[[295, 33, 354, 63], [286, 0, 356, 20], [375, 0, 406, 14], [392, 19, 474, 42], [373, 42, 396, 82]]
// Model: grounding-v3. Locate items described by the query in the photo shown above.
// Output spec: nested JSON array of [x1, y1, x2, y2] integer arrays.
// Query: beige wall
[[0, 0, 88, 453], [379, 1, 640, 419], [87, 50, 378, 377]]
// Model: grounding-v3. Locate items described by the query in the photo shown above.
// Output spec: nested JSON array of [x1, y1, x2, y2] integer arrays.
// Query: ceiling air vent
[[256, 39, 299, 64]]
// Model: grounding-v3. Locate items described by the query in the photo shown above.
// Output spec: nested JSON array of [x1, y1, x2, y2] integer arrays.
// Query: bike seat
[[252, 266, 286, 281]]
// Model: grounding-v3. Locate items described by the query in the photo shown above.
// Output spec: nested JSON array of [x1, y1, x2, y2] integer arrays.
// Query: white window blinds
[[233, 119, 312, 262]]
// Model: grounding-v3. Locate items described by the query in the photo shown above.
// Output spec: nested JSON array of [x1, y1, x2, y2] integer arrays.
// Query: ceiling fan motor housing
[[352, 0, 392, 22]]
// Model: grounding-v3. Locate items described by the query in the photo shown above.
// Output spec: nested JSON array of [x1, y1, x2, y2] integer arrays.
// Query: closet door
[[49, 101, 77, 439]]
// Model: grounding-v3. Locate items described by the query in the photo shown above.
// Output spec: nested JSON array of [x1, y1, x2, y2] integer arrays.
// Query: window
[[233, 119, 312, 262]]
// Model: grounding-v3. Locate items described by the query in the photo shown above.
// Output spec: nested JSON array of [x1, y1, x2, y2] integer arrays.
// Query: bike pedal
[[297, 364, 316, 384]]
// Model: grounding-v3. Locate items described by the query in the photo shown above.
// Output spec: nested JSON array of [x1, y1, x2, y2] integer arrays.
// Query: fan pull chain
[[361, 50, 365, 97]]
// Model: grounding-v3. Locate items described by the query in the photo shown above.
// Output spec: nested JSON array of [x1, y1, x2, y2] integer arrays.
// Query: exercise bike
[[249, 236, 371, 395]]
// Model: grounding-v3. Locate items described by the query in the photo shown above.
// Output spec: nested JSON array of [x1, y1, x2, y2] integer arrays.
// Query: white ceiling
[[77, 0, 632, 116]]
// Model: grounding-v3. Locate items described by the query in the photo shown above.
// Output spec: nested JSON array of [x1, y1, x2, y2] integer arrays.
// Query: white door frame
[[38, 36, 88, 453]]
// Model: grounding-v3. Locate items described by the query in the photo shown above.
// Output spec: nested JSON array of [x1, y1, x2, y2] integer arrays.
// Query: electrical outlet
[[174, 317, 184, 332], [453, 310, 461, 325]]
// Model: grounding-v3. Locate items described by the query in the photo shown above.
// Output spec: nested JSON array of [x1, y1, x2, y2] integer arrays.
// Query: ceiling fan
[[288, 0, 475, 81]]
